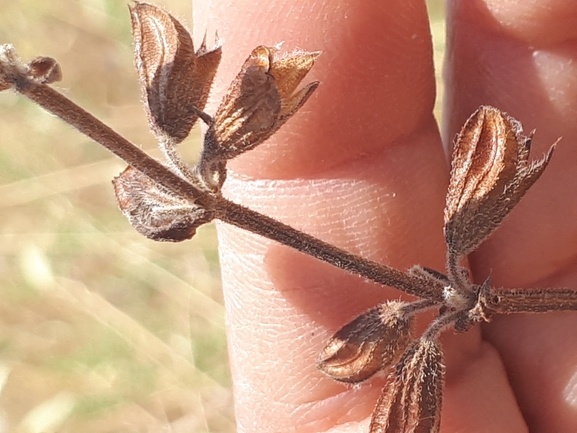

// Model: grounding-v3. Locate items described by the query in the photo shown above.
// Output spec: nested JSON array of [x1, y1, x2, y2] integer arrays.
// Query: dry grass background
[[0, 1, 444, 432]]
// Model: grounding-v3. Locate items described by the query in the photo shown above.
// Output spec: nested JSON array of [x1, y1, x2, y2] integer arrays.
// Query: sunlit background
[[0, 1, 444, 431]]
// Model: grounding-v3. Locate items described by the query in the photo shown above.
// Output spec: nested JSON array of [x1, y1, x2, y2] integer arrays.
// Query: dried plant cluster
[[1, 2, 577, 432], [116, 3, 319, 241]]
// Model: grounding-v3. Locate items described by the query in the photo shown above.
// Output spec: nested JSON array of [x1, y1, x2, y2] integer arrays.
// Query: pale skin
[[194, 0, 577, 432]]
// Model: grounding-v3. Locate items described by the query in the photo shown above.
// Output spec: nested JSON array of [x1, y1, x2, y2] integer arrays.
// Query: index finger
[[193, 1, 517, 432]]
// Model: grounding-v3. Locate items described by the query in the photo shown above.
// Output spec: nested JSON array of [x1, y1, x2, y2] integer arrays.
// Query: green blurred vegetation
[[0, 1, 444, 432]]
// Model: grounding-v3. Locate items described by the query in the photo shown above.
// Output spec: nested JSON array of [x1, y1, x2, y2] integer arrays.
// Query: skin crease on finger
[[447, 0, 577, 431], [196, 0, 529, 432]]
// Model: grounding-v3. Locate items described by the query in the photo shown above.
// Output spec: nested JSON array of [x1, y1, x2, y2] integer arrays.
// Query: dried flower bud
[[130, 2, 221, 143], [370, 338, 444, 433], [28, 56, 62, 84], [113, 166, 213, 242], [444, 106, 556, 258], [317, 301, 413, 383], [0, 46, 61, 90], [203, 45, 319, 161]]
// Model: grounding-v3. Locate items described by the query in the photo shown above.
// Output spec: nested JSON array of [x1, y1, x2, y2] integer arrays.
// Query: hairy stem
[[215, 199, 446, 301], [446, 251, 472, 298], [158, 136, 198, 183], [422, 309, 463, 340], [399, 298, 439, 316], [487, 288, 577, 314], [11, 74, 445, 302], [20, 81, 209, 205]]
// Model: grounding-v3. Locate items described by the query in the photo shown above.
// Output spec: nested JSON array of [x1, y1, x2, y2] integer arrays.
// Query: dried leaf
[[203, 45, 319, 161], [317, 301, 413, 383], [113, 166, 213, 242], [444, 106, 556, 258], [370, 338, 444, 433], [130, 2, 221, 143]]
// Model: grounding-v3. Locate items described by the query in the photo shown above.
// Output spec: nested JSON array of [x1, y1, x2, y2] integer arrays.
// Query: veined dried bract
[[444, 106, 556, 259], [130, 1, 221, 144], [113, 166, 213, 242], [194, 45, 319, 190], [203, 45, 319, 161]]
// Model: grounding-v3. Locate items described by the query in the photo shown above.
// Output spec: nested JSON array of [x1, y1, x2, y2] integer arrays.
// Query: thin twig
[[215, 199, 445, 301], [487, 288, 577, 314], [13, 72, 445, 302]]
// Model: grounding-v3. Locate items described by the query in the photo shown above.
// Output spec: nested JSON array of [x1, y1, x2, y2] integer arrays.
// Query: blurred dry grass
[[0, 1, 444, 432], [0, 1, 231, 432]]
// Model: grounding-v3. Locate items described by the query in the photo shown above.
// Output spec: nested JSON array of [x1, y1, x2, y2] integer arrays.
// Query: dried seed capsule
[[317, 301, 413, 383], [203, 46, 319, 161], [130, 2, 221, 143], [444, 106, 556, 258], [370, 338, 444, 433], [195, 46, 319, 190]]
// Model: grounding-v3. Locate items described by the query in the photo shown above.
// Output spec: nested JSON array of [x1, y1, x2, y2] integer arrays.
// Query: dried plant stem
[[487, 288, 577, 314], [422, 310, 464, 340], [158, 137, 198, 183], [446, 252, 471, 297], [399, 298, 438, 316], [21, 82, 206, 204], [216, 199, 445, 301], [15, 64, 574, 319], [16, 78, 446, 302]]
